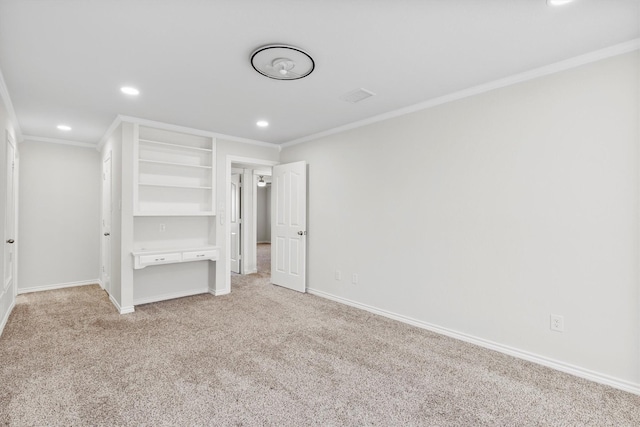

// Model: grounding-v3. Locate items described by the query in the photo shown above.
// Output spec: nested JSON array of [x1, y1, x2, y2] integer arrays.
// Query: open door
[[4, 132, 16, 297], [271, 161, 306, 292], [230, 173, 241, 274]]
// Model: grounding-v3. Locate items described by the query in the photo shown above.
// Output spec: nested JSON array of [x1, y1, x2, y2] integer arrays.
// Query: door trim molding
[[223, 156, 279, 293]]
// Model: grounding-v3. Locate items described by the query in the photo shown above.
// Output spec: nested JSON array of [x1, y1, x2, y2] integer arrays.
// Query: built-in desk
[[132, 246, 220, 269]]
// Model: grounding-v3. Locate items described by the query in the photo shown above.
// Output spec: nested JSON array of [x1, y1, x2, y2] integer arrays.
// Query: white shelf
[[139, 159, 213, 169], [134, 125, 216, 216], [133, 212, 215, 217], [139, 138, 213, 152], [139, 183, 212, 190]]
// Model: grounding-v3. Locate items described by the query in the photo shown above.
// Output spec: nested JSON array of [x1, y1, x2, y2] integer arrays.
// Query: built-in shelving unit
[[134, 126, 216, 216], [129, 123, 219, 307]]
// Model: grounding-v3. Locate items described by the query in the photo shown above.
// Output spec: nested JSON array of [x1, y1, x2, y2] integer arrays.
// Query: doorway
[[224, 156, 278, 292], [230, 163, 273, 276], [223, 156, 307, 293]]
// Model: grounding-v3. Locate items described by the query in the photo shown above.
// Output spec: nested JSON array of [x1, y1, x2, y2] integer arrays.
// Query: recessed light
[[256, 120, 269, 127], [547, 0, 574, 6], [57, 124, 72, 131], [120, 86, 140, 96]]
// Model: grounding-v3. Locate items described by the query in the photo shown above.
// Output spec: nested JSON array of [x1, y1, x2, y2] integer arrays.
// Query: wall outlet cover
[[550, 314, 564, 332]]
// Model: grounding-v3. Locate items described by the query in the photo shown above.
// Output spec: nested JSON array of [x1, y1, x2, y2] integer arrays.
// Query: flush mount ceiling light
[[120, 86, 140, 95], [257, 176, 267, 187], [547, 0, 575, 5], [57, 124, 71, 131], [250, 44, 315, 80], [256, 120, 269, 127]]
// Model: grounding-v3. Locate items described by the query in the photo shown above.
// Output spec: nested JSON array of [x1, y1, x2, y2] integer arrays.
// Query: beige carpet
[[1, 243, 639, 426]]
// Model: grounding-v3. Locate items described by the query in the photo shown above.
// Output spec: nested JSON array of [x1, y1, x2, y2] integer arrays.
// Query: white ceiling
[[0, 0, 638, 146]]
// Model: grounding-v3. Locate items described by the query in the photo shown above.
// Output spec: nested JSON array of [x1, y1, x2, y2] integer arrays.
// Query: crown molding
[[96, 115, 123, 151], [110, 115, 279, 149], [0, 66, 23, 142], [22, 135, 97, 149], [282, 38, 640, 148]]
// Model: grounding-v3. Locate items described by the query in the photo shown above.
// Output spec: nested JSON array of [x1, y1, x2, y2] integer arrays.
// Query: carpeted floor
[[1, 243, 639, 426]]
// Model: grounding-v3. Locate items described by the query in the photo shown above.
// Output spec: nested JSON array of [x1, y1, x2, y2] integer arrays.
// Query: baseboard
[[18, 279, 98, 295], [109, 294, 134, 314], [0, 299, 16, 338], [133, 288, 209, 306], [257, 241, 271, 244], [307, 287, 640, 396], [211, 287, 230, 296], [97, 278, 104, 289]]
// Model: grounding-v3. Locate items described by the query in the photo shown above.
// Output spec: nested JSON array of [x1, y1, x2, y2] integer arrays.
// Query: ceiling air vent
[[341, 88, 376, 104]]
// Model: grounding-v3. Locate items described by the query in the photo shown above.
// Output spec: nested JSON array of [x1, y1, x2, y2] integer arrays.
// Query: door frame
[[223, 155, 278, 293], [230, 171, 242, 274]]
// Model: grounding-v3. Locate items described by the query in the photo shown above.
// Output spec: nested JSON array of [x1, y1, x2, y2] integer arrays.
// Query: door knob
[[297, 231, 307, 236], [104, 232, 110, 236], [6, 239, 14, 244]]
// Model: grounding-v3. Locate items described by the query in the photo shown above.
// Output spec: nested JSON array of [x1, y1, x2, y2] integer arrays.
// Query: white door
[[271, 161, 306, 292], [230, 173, 241, 274], [101, 155, 112, 294], [4, 133, 16, 296]]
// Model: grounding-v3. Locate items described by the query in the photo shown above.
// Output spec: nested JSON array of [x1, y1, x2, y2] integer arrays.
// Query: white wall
[[18, 141, 101, 291], [257, 186, 271, 243], [281, 51, 640, 388]]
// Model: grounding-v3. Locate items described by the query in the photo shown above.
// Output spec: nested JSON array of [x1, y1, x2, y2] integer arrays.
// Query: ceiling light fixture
[[120, 86, 140, 95], [251, 44, 315, 80], [547, 0, 575, 6], [257, 176, 267, 187], [256, 120, 269, 127], [57, 124, 71, 131]]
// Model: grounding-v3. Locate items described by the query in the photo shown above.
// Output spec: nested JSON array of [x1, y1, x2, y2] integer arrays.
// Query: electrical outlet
[[159, 223, 166, 232], [352, 273, 359, 285], [550, 314, 564, 332], [335, 270, 342, 281]]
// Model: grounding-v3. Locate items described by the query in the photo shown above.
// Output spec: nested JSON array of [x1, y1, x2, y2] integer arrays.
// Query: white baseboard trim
[[18, 279, 98, 295], [133, 288, 209, 306], [97, 278, 104, 289], [257, 241, 271, 244], [0, 299, 16, 338], [211, 287, 230, 296], [109, 294, 134, 314], [307, 287, 640, 396]]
